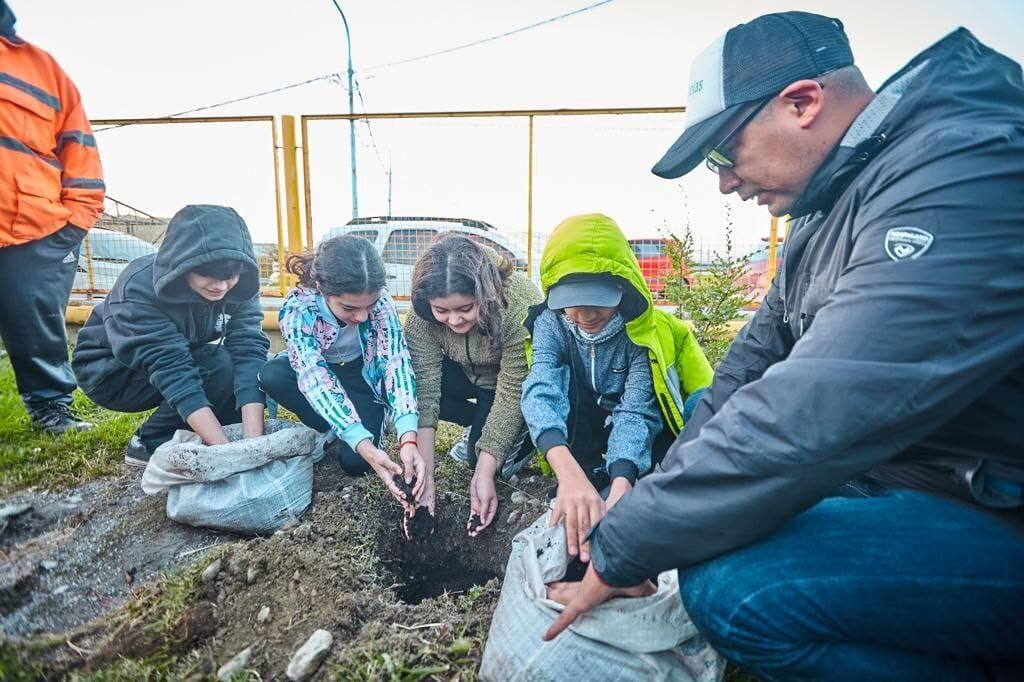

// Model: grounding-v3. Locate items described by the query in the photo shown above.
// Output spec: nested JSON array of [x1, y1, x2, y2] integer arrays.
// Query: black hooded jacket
[[73, 205, 270, 419], [590, 28, 1024, 587]]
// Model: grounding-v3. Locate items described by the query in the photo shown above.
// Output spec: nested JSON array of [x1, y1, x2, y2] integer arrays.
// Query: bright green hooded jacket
[[526, 213, 713, 438]]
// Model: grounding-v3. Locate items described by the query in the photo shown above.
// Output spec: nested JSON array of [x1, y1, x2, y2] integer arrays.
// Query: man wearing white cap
[[545, 11, 1024, 680]]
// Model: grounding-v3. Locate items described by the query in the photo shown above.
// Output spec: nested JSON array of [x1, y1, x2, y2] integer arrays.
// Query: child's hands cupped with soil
[[550, 468, 606, 563], [356, 439, 414, 514], [467, 451, 499, 537], [403, 473, 436, 540]]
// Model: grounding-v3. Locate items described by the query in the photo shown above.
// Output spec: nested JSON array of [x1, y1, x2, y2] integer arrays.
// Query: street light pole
[[330, 1, 358, 219]]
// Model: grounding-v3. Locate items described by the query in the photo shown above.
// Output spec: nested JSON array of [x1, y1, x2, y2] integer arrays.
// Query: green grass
[[0, 357, 147, 495], [66, 545, 232, 681]]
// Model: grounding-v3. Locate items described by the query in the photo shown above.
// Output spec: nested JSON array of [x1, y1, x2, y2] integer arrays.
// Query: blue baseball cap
[[548, 276, 623, 310]]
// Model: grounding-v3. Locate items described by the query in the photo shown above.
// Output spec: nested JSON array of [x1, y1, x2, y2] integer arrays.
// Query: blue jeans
[[678, 487, 1024, 681]]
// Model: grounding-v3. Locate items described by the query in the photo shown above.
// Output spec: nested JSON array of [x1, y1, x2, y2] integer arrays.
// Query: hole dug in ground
[[375, 498, 506, 605]]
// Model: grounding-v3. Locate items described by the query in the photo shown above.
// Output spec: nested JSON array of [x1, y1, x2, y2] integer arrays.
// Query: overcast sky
[[18, 0, 1024, 260]]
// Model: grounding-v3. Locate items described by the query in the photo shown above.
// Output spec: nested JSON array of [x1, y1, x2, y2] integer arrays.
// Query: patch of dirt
[[0, 473, 225, 638], [2, 451, 553, 679]]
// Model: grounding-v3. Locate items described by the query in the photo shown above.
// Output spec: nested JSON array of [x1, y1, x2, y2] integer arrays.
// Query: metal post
[[281, 115, 304, 289], [767, 216, 779, 283], [330, 1, 358, 219], [527, 114, 535, 278], [83, 233, 96, 300], [272, 117, 288, 296], [301, 116, 314, 247]]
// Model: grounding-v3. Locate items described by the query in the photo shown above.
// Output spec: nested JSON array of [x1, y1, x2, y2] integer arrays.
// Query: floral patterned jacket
[[278, 286, 418, 449]]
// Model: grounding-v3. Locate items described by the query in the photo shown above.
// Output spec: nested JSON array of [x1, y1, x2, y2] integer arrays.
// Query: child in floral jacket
[[260, 235, 424, 511]]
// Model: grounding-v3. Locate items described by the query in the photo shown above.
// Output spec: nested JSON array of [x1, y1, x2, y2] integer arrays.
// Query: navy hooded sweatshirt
[[73, 205, 270, 419]]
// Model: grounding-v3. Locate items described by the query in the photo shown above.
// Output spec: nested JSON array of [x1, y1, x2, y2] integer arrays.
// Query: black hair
[[190, 259, 245, 281], [286, 235, 386, 296]]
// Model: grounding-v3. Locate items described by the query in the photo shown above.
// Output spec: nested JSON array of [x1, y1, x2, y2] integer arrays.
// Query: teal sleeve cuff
[[393, 413, 419, 439], [339, 422, 375, 450]]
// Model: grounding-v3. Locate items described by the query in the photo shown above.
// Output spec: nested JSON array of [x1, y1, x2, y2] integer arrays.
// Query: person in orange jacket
[[0, 0, 105, 434]]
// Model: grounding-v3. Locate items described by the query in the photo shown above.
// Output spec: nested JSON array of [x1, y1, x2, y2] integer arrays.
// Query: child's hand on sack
[[550, 468, 605, 563]]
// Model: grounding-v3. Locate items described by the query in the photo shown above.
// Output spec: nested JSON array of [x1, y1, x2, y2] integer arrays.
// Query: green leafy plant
[[663, 205, 754, 367]]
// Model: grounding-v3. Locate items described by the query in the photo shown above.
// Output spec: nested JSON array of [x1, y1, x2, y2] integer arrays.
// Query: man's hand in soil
[[356, 439, 412, 514], [241, 402, 266, 439], [547, 446, 605, 563], [543, 564, 657, 641], [398, 432, 426, 501], [468, 451, 499, 537]]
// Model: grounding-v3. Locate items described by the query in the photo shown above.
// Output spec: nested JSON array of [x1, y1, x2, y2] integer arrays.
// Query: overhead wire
[[90, 0, 617, 132], [360, 0, 615, 72], [93, 72, 345, 133]]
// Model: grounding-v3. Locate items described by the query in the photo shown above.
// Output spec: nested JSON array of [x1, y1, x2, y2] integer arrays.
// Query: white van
[[320, 216, 528, 301]]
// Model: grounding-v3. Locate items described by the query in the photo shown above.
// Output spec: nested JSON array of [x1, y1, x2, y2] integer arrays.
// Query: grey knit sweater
[[404, 271, 543, 466]]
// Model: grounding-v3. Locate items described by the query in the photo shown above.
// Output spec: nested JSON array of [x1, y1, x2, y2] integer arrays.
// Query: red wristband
[[399, 437, 417, 449]]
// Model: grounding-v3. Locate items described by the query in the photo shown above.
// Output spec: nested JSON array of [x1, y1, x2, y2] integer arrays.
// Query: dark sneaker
[[30, 403, 95, 436], [123, 435, 153, 468]]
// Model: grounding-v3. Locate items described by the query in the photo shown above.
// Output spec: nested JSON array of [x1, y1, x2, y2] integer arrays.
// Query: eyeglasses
[[704, 98, 771, 174]]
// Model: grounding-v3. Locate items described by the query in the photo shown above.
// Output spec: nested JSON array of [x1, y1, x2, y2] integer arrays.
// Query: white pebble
[[217, 646, 253, 680], [201, 558, 223, 583], [285, 629, 334, 681]]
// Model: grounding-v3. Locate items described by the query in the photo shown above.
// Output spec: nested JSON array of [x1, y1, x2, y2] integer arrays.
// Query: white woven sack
[[479, 511, 724, 682], [141, 420, 319, 493], [166, 456, 314, 535], [141, 420, 323, 535]]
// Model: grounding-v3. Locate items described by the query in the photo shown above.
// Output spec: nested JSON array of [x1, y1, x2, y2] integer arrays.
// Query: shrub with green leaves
[[663, 207, 755, 367]]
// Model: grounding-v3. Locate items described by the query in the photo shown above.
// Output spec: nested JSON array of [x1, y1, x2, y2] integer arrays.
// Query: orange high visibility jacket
[[0, 32, 104, 248]]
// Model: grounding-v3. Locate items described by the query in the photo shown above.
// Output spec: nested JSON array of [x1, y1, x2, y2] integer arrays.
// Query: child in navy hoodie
[[73, 205, 270, 466]]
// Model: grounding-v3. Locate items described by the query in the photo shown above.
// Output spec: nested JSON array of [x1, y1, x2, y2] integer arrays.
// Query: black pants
[[438, 357, 533, 472], [562, 349, 675, 491], [259, 352, 384, 476], [0, 224, 85, 415], [83, 344, 240, 452]]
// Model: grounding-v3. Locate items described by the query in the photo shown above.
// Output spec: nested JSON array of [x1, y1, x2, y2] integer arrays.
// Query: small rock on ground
[[286, 629, 333, 681], [510, 491, 527, 505], [257, 606, 271, 624], [201, 558, 223, 583], [246, 566, 260, 584], [217, 645, 253, 681]]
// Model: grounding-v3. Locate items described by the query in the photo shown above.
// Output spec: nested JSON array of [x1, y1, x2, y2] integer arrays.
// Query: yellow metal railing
[[76, 107, 785, 307], [82, 114, 288, 297]]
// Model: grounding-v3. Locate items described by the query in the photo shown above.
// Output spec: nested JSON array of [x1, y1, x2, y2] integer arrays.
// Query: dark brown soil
[[562, 557, 589, 583], [2, 451, 553, 679], [392, 473, 418, 505], [467, 513, 485, 535], [404, 505, 436, 540]]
